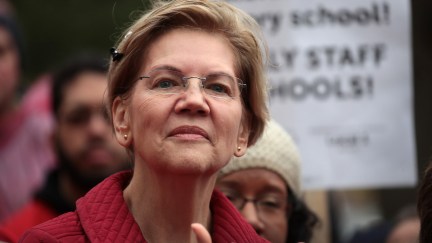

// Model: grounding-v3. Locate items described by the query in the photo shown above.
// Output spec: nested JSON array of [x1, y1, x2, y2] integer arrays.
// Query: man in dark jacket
[[0, 55, 130, 242]]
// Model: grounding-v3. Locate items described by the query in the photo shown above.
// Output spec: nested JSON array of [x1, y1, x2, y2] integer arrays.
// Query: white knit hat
[[219, 119, 302, 198]]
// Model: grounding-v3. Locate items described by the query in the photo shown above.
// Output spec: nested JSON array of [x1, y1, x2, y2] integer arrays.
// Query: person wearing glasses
[[0, 55, 130, 242], [20, 0, 269, 242], [217, 120, 318, 243]]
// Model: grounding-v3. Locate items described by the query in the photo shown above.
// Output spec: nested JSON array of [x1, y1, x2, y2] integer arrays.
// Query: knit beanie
[[219, 119, 302, 198]]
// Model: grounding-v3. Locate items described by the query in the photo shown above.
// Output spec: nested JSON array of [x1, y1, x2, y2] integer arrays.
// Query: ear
[[112, 96, 132, 147], [234, 120, 249, 157]]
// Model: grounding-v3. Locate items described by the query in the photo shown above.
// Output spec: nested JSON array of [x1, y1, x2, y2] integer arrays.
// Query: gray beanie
[[219, 119, 302, 198]]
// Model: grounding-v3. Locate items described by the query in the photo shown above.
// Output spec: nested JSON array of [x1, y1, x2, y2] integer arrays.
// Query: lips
[[169, 126, 209, 140]]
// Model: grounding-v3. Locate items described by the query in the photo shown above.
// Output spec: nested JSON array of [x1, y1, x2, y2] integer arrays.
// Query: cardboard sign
[[229, 0, 416, 189]]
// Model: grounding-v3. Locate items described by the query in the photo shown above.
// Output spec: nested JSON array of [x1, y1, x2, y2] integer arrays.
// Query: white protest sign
[[229, 0, 416, 189]]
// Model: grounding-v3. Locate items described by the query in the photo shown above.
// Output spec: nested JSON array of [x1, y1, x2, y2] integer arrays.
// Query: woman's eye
[[220, 190, 239, 202], [221, 192, 236, 201], [206, 83, 228, 94], [159, 80, 173, 88], [226, 195, 236, 202], [260, 200, 280, 209], [203, 74, 235, 97], [66, 112, 90, 125], [154, 79, 179, 89]]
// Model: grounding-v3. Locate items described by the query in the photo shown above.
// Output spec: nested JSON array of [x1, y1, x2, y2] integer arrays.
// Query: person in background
[[20, 0, 270, 242], [349, 204, 419, 243], [217, 119, 318, 243], [417, 160, 432, 243], [0, 0, 14, 16], [0, 55, 130, 242], [0, 14, 56, 222], [348, 220, 393, 243], [385, 204, 419, 243]]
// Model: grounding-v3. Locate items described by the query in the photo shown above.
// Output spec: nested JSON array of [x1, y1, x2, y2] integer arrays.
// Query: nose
[[240, 201, 265, 234], [174, 79, 210, 115], [87, 112, 110, 137]]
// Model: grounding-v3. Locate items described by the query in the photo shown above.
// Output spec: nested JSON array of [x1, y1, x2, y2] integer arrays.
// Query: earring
[[237, 146, 241, 152], [123, 134, 128, 140]]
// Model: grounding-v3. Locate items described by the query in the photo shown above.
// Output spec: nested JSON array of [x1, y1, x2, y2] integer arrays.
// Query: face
[[0, 26, 19, 113], [386, 218, 420, 243], [113, 29, 249, 175], [57, 72, 129, 188], [217, 168, 289, 243]]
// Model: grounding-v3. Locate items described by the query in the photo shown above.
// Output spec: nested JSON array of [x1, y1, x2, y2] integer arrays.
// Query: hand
[[191, 223, 212, 243]]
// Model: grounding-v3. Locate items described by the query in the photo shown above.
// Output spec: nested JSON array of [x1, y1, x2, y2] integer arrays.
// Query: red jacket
[[0, 200, 57, 242], [20, 171, 268, 242], [0, 170, 75, 243]]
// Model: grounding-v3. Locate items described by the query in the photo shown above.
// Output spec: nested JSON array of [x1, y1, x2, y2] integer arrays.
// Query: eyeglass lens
[[140, 68, 244, 99], [63, 106, 110, 126], [223, 191, 288, 215]]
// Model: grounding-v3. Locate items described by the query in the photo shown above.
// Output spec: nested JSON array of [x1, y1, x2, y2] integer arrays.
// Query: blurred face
[[0, 25, 19, 113], [386, 217, 420, 243], [113, 28, 249, 175], [217, 168, 289, 243], [57, 72, 129, 188]]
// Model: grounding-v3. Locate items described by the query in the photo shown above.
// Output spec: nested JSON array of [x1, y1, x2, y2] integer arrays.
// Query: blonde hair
[[108, 0, 269, 145]]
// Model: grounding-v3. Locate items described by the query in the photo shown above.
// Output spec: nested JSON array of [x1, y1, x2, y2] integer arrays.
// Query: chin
[[158, 155, 222, 176]]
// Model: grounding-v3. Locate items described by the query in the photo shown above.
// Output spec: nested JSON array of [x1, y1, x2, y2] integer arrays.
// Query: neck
[[123, 164, 215, 243]]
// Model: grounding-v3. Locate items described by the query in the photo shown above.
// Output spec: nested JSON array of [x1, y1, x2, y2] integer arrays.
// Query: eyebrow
[[217, 180, 242, 190], [218, 180, 288, 196], [258, 186, 287, 196], [148, 65, 181, 73], [148, 65, 234, 78], [62, 104, 102, 115]]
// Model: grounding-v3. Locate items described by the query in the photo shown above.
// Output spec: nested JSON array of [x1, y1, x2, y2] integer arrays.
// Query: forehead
[[61, 72, 107, 110], [219, 168, 288, 194], [143, 28, 236, 74]]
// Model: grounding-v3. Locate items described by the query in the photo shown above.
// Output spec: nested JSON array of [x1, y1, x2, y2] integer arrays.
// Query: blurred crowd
[[0, 0, 426, 243]]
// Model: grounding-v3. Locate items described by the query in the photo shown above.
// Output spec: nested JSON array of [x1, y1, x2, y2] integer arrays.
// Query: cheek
[[214, 103, 243, 141], [263, 216, 288, 243], [129, 94, 168, 143], [0, 53, 20, 84], [58, 128, 83, 155], [0, 65, 19, 100]]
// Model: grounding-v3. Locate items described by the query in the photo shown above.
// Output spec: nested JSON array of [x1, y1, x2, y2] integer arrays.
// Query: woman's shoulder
[[18, 172, 133, 242], [77, 170, 131, 206], [19, 212, 87, 242]]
